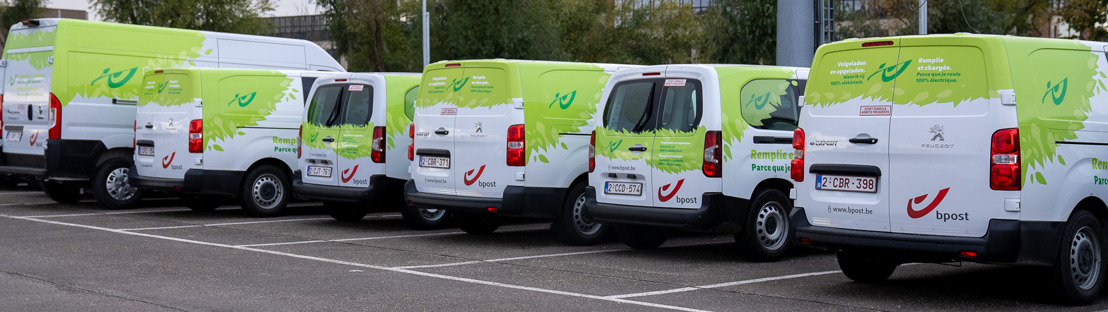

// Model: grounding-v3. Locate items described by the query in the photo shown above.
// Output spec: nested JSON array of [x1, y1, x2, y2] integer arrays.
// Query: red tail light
[[188, 119, 203, 153], [297, 125, 303, 159], [703, 130, 721, 177], [48, 93, 60, 139], [791, 128, 805, 181], [862, 40, 894, 47], [990, 128, 1020, 190], [371, 126, 386, 163], [507, 124, 525, 166], [588, 131, 596, 173], [407, 123, 414, 161]]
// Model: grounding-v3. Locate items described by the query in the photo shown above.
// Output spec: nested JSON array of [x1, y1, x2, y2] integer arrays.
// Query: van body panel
[[411, 65, 466, 196], [2, 23, 55, 157], [383, 75, 420, 180], [134, 71, 201, 179]]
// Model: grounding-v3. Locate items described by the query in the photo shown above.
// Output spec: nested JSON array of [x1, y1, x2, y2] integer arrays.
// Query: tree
[[318, 0, 422, 72], [705, 0, 776, 65], [91, 0, 276, 35], [0, 0, 45, 47], [836, 0, 1012, 40], [1057, 0, 1108, 40], [429, 0, 562, 61]]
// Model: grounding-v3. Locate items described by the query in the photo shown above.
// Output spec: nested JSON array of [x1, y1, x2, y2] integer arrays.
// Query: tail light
[[990, 128, 1020, 190], [188, 119, 203, 153], [507, 124, 525, 166], [407, 123, 414, 161], [588, 131, 596, 173], [297, 125, 303, 159], [791, 128, 805, 181], [1, 94, 5, 131], [371, 126, 386, 163], [133, 120, 137, 148], [703, 130, 721, 177], [48, 93, 60, 139]]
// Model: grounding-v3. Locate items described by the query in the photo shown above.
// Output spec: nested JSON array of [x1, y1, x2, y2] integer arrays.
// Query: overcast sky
[[46, 0, 322, 21]]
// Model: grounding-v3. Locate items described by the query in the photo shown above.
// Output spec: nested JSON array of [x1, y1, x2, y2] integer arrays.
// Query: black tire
[[552, 182, 608, 245], [615, 224, 666, 249], [400, 204, 450, 229], [837, 250, 898, 283], [453, 212, 500, 235], [736, 189, 792, 262], [327, 201, 369, 222], [1047, 210, 1106, 305], [92, 158, 142, 210], [41, 180, 84, 204], [182, 194, 220, 212], [0, 175, 19, 188], [239, 165, 291, 217]]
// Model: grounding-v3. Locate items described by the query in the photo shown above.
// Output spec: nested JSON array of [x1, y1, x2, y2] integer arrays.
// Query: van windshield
[[604, 80, 655, 132]]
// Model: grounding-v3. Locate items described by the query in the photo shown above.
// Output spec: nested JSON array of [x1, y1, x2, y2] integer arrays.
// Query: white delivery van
[[585, 64, 807, 261], [294, 73, 449, 228], [0, 18, 343, 209], [793, 34, 1108, 304], [132, 68, 328, 217], [406, 59, 632, 245]]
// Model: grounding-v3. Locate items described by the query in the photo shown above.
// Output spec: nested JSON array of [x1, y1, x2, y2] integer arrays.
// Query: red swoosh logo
[[161, 152, 176, 169], [463, 165, 486, 186], [341, 165, 359, 183], [28, 131, 38, 146], [657, 179, 685, 202], [907, 187, 950, 219]]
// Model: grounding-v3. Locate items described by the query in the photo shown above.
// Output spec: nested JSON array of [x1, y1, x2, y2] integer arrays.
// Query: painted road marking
[[605, 270, 842, 299], [120, 218, 334, 231], [18, 208, 194, 218], [394, 249, 625, 269], [236, 232, 466, 247]]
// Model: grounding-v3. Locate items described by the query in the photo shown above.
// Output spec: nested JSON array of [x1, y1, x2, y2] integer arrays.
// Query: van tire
[[453, 213, 499, 235], [1047, 210, 1106, 305], [615, 225, 666, 249], [182, 194, 220, 212], [327, 201, 369, 222], [41, 181, 84, 204], [837, 250, 897, 283], [92, 158, 142, 210], [553, 183, 608, 245], [401, 205, 449, 229], [736, 189, 792, 262], [239, 165, 290, 217]]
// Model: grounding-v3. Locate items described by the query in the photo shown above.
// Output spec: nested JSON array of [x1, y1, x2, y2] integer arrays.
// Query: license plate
[[419, 156, 450, 168], [815, 174, 877, 193], [138, 145, 155, 156], [604, 181, 643, 196], [5, 131, 21, 142], [307, 166, 332, 178]]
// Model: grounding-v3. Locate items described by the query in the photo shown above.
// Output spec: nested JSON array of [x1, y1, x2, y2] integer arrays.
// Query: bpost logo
[[342, 165, 365, 184], [748, 92, 772, 110], [548, 90, 577, 109], [606, 139, 623, 153], [28, 131, 39, 146], [1042, 78, 1068, 105], [464, 164, 495, 188], [906, 187, 957, 219], [867, 60, 912, 82], [450, 77, 470, 92], [308, 132, 320, 143], [91, 67, 139, 88], [658, 179, 696, 204], [228, 92, 257, 107], [157, 81, 168, 94], [161, 152, 176, 169]]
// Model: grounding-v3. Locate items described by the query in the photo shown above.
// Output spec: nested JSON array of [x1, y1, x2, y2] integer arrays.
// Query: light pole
[[422, 0, 430, 67]]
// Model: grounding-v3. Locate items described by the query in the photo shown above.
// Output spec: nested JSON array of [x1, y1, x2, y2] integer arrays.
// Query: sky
[[45, 0, 322, 21]]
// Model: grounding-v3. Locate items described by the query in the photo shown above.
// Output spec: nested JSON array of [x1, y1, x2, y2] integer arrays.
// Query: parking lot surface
[[0, 185, 1103, 311]]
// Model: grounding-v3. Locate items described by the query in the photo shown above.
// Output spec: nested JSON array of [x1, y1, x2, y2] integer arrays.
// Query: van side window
[[739, 79, 806, 131], [342, 85, 373, 126], [301, 77, 318, 102], [404, 86, 419, 121], [603, 80, 656, 132], [306, 85, 344, 126], [659, 80, 702, 132]]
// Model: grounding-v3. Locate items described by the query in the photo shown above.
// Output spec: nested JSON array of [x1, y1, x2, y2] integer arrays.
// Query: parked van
[[405, 59, 631, 244], [792, 34, 1108, 304], [131, 68, 328, 217], [583, 65, 807, 260], [293, 73, 448, 228], [0, 19, 343, 209]]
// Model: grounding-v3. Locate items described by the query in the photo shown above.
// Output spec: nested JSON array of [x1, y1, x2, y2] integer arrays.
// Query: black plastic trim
[[130, 167, 243, 196], [808, 164, 881, 177], [583, 186, 741, 231], [404, 180, 567, 220], [292, 171, 405, 208]]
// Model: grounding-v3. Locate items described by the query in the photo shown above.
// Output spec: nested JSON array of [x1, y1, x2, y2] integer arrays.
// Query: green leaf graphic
[[1034, 171, 1047, 184]]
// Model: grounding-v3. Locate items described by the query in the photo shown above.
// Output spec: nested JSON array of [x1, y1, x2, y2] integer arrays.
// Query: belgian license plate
[[604, 182, 643, 196], [5, 131, 21, 142], [137, 146, 155, 156], [307, 166, 332, 178], [815, 174, 877, 193], [419, 156, 450, 169]]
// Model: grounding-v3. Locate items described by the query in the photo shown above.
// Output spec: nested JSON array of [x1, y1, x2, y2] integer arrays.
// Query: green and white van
[[584, 64, 807, 261], [793, 34, 1108, 304], [405, 59, 631, 244], [131, 68, 328, 217], [0, 19, 343, 209], [294, 73, 449, 228]]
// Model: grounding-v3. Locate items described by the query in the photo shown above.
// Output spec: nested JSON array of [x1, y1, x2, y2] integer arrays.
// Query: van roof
[[824, 33, 1099, 53], [8, 18, 328, 50]]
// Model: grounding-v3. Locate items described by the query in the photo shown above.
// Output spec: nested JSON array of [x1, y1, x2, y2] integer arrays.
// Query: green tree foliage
[[1057, 0, 1108, 40], [837, 0, 1015, 39], [704, 0, 775, 65], [0, 0, 45, 46], [91, 0, 276, 35], [428, 0, 561, 61], [317, 0, 422, 72]]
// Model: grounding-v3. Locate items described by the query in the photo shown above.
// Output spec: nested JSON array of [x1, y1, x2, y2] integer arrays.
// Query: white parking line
[[394, 249, 625, 270], [120, 217, 334, 231], [8, 215, 708, 312], [237, 231, 465, 247], [19, 208, 194, 218], [0, 191, 48, 195], [605, 270, 842, 299]]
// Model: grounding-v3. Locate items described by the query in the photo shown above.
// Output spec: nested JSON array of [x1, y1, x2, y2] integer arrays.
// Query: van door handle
[[434, 128, 449, 135], [628, 146, 647, 152], [144, 124, 153, 129], [322, 136, 334, 143], [849, 137, 878, 144]]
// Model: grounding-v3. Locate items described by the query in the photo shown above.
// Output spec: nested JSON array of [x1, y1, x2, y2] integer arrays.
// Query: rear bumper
[[403, 180, 566, 219], [130, 167, 243, 196], [790, 207, 1064, 265], [0, 139, 102, 179], [292, 171, 404, 205], [583, 186, 739, 231]]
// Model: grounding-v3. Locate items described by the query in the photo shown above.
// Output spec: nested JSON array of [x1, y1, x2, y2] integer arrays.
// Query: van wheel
[[327, 201, 369, 222], [182, 194, 220, 212], [41, 181, 84, 204], [615, 224, 666, 249], [401, 205, 449, 229], [736, 189, 791, 262], [837, 250, 898, 283], [1047, 210, 1106, 305], [239, 165, 290, 217], [453, 213, 499, 235], [553, 183, 608, 245], [92, 158, 142, 210]]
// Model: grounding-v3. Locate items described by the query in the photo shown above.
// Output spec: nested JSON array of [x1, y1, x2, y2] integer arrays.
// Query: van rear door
[[650, 70, 707, 209], [595, 69, 663, 208], [134, 70, 199, 180], [2, 24, 56, 158], [300, 83, 345, 187], [451, 65, 514, 198], [335, 81, 375, 188], [412, 65, 466, 196]]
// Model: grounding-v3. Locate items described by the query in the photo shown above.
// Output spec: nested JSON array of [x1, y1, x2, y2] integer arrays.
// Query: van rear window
[[307, 86, 343, 126], [659, 80, 702, 132], [343, 85, 373, 126], [603, 80, 656, 132]]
